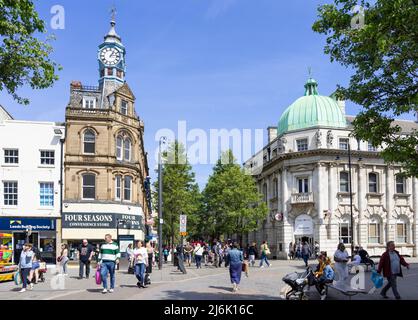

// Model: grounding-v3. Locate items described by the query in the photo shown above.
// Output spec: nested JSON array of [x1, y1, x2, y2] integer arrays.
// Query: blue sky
[[1, 0, 414, 189]]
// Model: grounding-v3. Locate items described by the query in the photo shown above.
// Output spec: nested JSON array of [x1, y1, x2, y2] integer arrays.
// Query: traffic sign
[[179, 215, 187, 233], [180, 232, 187, 236]]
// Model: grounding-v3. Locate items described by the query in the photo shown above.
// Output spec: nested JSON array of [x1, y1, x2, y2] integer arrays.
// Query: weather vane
[[308, 66, 312, 78], [110, 4, 117, 23]]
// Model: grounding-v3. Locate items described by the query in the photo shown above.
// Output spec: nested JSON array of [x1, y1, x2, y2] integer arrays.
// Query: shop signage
[[0, 218, 55, 231], [294, 214, 313, 236], [62, 213, 143, 230]]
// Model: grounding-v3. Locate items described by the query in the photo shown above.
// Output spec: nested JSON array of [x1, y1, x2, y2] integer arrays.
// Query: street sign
[[179, 215, 187, 233], [180, 232, 187, 236]]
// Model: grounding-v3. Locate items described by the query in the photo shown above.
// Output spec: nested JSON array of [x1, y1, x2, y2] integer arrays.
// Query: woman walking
[[259, 241, 271, 268], [333, 243, 350, 286], [18, 243, 34, 292], [226, 242, 244, 292], [133, 241, 148, 288], [58, 244, 69, 275], [146, 241, 154, 274], [194, 243, 204, 269]]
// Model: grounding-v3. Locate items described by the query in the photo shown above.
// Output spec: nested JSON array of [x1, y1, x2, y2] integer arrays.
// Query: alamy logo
[[351, 5, 365, 30], [50, 5, 65, 30]]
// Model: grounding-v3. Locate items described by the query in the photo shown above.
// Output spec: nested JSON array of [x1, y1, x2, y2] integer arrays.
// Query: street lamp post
[[158, 136, 166, 270], [116, 219, 125, 270]]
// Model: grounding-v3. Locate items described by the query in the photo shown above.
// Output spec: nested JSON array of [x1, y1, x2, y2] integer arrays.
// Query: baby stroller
[[282, 267, 315, 300]]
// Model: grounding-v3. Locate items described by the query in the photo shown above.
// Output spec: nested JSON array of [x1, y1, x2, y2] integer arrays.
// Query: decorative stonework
[[314, 129, 322, 148], [392, 206, 414, 223], [334, 205, 359, 222], [326, 130, 334, 148], [363, 205, 388, 223]]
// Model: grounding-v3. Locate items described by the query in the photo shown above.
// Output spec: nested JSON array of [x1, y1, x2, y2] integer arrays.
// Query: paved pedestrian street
[[1, 259, 417, 300]]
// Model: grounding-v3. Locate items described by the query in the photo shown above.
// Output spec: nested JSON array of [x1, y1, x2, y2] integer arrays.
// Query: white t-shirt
[[133, 247, 148, 265], [194, 246, 203, 256]]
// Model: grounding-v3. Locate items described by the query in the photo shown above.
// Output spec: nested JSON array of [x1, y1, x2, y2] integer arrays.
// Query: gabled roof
[[0, 105, 13, 121], [113, 82, 136, 100]]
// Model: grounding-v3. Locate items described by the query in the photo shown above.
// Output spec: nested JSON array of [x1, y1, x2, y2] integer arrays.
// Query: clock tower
[[98, 15, 126, 107]]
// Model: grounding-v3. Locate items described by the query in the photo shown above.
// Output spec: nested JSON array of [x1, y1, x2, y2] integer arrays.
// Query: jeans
[[195, 255, 202, 268], [381, 275, 400, 298], [100, 261, 116, 289], [135, 263, 146, 286], [79, 260, 91, 278], [249, 255, 255, 266], [302, 254, 309, 266], [61, 257, 69, 274], [20, 268, 31, 288], [259, 253, 270, 267]]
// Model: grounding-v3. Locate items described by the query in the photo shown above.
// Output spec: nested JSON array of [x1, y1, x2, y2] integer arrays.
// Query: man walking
[[248, 242, 257, 267], [98, 234, 120, 294], [301, 241, 311, 267], [378, 241, 409, 300], [78, 239, 94, 279]]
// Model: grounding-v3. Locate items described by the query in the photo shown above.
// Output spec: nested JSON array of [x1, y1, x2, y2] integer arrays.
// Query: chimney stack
[[268, 126, 277, 143]]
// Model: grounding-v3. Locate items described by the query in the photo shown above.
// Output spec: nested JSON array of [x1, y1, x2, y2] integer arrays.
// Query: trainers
[[232, 283, 237, 292], [19, 288, 26, 293], [259, 265, 264, 268], [29, 283, 34, 290], [109, 289, 114, 293], [102, 289, 108, 294], [320, 294, 327, 300], [380, 293, 388, 299]]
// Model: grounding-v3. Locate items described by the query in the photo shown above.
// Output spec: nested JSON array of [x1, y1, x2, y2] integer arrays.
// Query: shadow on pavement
[[160, 290, 278, 300], [208, 286, 233, 293]]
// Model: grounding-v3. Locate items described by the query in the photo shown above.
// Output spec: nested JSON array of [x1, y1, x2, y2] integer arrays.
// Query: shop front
[[294, 214, 315, 252], [0, 217, 57, 264]]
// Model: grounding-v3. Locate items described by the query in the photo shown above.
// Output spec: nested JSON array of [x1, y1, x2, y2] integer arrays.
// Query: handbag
[[95, 265, 102, 285], [14, 271, 22, 286], [371, 270, 384, 289], [57, 256, 63, 263]]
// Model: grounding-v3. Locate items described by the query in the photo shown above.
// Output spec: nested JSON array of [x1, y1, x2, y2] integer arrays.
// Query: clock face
[[100, 47, 121, 66]]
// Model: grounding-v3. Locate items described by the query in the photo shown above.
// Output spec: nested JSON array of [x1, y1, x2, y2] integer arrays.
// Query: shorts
[[31, 262, 40, 270]]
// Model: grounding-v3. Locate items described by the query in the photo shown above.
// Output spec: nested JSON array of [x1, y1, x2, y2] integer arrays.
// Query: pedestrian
[[194, 243, 203, 269], [259, 241, 271, 268], [248, 242, 257, 267], [296, 241, 302, 259], [126, 243, 134, 272], [133, 240, 149, 288], [314, 242, 320, 258], [146, 241, 154, 274], [358, 246, 375, 268], [333, 243, 350, 286], [203, 244, 209, 266], [288, 242, 294, 260], [98, 234, 120, 294], [18, 243, 34, 292], [184, 242, 193, 267], [57, 244, 69, 275], [30, 246, 41, 284], [163, 246, 169, 263], [378, 241, 410, 300], [301, 241, 311, 267], [218, 242, 224, 267], [314, 255, 334, 300], [226, 242, 244, 292], [77, 239, 94, 279]]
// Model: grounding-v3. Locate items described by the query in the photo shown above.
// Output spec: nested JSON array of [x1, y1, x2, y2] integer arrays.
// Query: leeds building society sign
[[62, 213, 143, 230]]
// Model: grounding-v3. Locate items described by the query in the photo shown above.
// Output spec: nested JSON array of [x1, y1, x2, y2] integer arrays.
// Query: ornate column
[[386, 166, 395, 241], [357, 162, 366, 246]]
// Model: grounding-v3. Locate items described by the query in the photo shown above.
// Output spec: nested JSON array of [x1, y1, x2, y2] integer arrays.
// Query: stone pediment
[[289, 164, 314, 172], [113, 83, 135, 100]]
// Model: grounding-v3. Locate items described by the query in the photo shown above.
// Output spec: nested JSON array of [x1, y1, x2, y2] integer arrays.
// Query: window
[[83, 97, 96, 109], [115, 175, 121, 200], [396, 219, 407, 243], [339, 172, 349, 192], [296, 139, 308, 151], [297, 178, 309, 193], [82, 174, 96, 200], [40, 182, 54, 207], [124, 138, 131, 161], [121, 100, 128, 115], [83, 130, 96, 154], [116, 136, 123, 160], [339, 218, 351, 244], [3, 181, 18, 206], [107, 68, 113, 76], [339, 138, 349, 150], [368, 141, 376, 152], [396, 175, 406, 194], [263, 183, 267, 203], [4, 149, 18, 164], [40, 150, 55, 165], [124, 176, 132, 201], [368, 219, 381, 243], [368, 172, 378, 193], [117, 70, 123, 78], [272, 178, 278, 199]]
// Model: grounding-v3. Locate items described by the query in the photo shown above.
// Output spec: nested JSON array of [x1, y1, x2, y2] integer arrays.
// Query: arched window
[[115, 175, 122, 200], [339, 216, 351, 244], [124, 176, 132, 201], [83, 130, 96, 154], [368, 172, 378, 193], [124, 138, 131, 161], [396, 218, 408, 243], [116, 136, 123, 160], [82, 174, 96, 200], [368, 217, 381, 244], [340, 172, 349, 192]]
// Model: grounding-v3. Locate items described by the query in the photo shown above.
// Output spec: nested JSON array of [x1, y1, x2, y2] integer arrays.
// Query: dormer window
[[121, 100, 128, 115], [83, 97, 96, 109], [296, 138, 308, 151]]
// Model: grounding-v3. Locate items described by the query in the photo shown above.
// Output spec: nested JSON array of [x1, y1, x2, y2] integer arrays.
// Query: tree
[[202, 150, 268, 245], [0, 0, 60, 104], [313, 0, 418, 176], [152, 141, 201, 251]]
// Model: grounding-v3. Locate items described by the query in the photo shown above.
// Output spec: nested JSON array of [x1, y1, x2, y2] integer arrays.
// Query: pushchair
[[282, 267, 316, 300]]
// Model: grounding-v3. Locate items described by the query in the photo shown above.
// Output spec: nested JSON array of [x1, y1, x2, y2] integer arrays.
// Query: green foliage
[[0, 0, 61, 104], [313, 0, 418, 176], [202, 150, 268, 241], [152, 141, 201, 245]]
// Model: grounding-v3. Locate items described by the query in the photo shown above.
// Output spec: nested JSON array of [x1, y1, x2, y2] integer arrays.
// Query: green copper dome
[[278, 78, 347, 135]]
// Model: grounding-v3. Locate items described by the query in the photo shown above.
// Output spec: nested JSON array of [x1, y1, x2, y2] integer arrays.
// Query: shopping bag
[[14, 271, 22, 286], [95, 265, 102, 285], [371, 270, 384, 289]]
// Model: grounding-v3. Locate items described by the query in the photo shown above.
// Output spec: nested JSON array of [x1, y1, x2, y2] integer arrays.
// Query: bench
[[325, 283, 368, 300]]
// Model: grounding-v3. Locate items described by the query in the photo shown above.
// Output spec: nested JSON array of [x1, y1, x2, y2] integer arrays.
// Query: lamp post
[[116, 219, 125, 270], [158, 136, 167, 270]]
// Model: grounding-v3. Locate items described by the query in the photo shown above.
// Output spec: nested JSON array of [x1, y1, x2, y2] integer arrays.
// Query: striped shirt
[[98, 242, 120, 262]]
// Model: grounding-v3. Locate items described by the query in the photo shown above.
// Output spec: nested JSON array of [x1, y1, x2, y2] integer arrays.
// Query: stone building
[[244, 78, 418, 258], [61, 17, 150, 252]]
